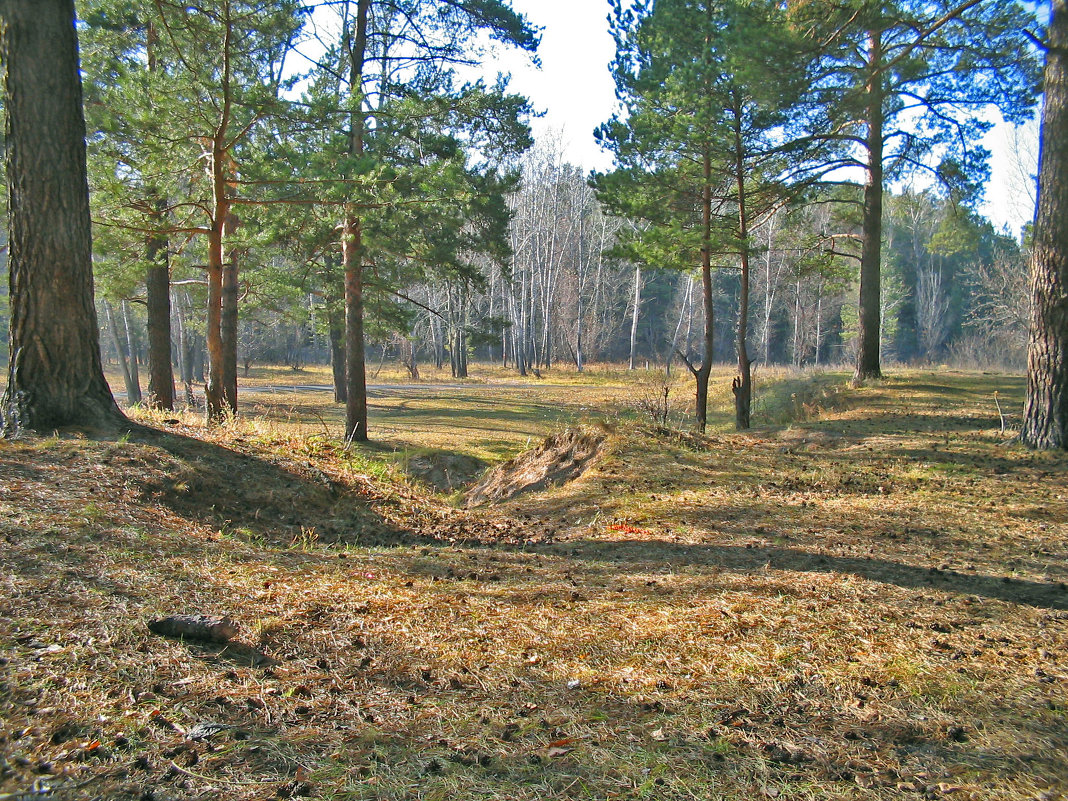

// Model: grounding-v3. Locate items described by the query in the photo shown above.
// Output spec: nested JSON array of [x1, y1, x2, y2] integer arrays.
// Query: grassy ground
[[1, 367, 1066, 800]]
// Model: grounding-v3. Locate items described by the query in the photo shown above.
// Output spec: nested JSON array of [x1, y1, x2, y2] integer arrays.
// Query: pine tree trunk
[[1022, 0, 1068, 450], [0, 0, 124, 434], [344, 215, 368, 441], [204, 215, 227, 420], [855, 29, 885, 383], [695, 148, 714, 434], [221, 217, 239, 414], [343, 0, 371, 443], [145, 225, 174, 410], [731, 94, 752, 430], [143, 20, 173, 412]]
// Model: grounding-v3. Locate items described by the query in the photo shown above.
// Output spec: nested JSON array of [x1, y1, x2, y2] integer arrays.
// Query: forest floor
[[1, 366, 1066, 800]]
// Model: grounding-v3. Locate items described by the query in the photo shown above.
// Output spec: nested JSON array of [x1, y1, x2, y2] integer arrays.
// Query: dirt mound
[[465, 426, 608, 507]]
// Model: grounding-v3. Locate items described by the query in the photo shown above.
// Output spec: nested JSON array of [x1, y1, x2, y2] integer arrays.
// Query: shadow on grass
[[541, 538, 1068, 610], [129, 428, 412, 547]]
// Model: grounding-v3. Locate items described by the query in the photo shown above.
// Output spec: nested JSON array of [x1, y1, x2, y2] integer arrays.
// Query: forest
[[1, 1, 1068, 800]]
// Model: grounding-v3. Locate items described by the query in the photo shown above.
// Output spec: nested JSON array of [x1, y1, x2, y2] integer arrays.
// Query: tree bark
[[855, 28, 885, 382], [1022, 0, 1068, 449], [204, 198, 228, 420], [0, 0, 124, 435], [328, 305, 347, 404], [121, 299, 143, 404], [203, 11, 235, 423], [343, 0, 371, 442], [221, 214, 239, 414], [143, 19, 173, 411], [628, 264, 641, 371], [695, 148, 715, 434], [145, 224, 174, 410], [730, 91, 752, 430], [104, 299, 137, 404]]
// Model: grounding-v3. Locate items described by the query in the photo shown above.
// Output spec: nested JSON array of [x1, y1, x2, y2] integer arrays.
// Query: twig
[[994, 391, 1007, 434]]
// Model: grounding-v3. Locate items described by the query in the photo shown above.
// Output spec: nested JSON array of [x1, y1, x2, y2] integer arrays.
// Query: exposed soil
[[465, 426, 609, 507]]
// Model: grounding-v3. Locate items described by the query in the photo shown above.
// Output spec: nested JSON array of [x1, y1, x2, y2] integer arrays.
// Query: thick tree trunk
[[855, 29, 885, 382], [145, 226, 174, 410], [0, 0, 124, 434], [1022, 0, 1068, 449]]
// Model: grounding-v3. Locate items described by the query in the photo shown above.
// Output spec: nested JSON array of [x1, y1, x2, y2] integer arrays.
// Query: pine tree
[[595, 0, 814, 431], [791, 0, 1040, 381]]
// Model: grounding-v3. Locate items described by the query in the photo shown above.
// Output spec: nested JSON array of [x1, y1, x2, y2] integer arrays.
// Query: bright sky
[[486, 0, 618, 173], [491, 0, 1039, 238]]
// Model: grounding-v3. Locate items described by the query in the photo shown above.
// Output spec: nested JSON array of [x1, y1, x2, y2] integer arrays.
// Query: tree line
[[1, 0, 1067, 450]]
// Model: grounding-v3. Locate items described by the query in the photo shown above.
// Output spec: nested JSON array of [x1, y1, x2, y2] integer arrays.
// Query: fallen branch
[[148, 614, 238, 643]]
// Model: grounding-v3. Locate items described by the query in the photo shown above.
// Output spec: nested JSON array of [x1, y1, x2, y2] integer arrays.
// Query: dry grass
[[0, 368, 1066, 800]]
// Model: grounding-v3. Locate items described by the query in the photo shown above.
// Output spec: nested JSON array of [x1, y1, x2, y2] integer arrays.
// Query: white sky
[[485, 0, 618, 173], [490, 0, 1039, 238]]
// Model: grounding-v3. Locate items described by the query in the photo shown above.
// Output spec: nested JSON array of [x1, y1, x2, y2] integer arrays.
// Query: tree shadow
[[542, 538, 1068, 609]]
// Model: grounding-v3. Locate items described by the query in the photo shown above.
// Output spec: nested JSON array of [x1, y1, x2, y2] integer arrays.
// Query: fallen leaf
[[650, 728, 667, 741]]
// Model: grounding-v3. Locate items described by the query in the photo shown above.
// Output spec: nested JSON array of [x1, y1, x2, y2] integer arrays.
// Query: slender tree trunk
[[202, 10, 235, 423], [517, 271, 529, 376], [628, 264, 642, 370], [855, 29, 885, 382], [328, 308, 346, 404], [343, 0, 371, 442], [204, 203, 228, 420], [575, 291, 585, 373], [104, 300, 137, 404], [815, 286, 823, 367], [0, 0, 123, 434], [221, 214, 239, 414], [176, 296, 189, 385], [1023, 0, 1068, 449], [695, 148, 715, 433], [793, 274, 803, 366], [668, 276, 693, 379], [730, 93, 752, 430], [121, 299, 143, 405]]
